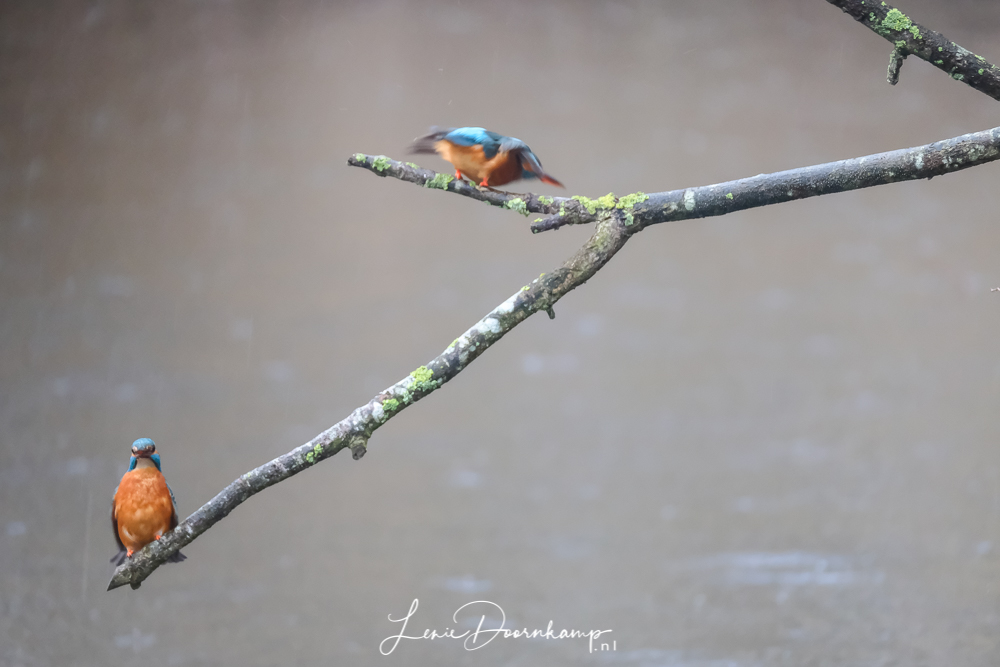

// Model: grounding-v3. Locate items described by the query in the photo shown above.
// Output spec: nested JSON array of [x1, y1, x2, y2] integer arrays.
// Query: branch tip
[[888, 47, 906, 85], [349, 435, 368, 461]]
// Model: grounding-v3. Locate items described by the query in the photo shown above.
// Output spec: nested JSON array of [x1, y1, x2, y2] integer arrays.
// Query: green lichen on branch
[[616, 192, 649, 210], [572, 193, 617, 215], [411, 366, 433, 383], [405, 162, 421, 169], [616, 191, 649, 225], [538, 196, 554, 206], [372, 155, 392, 173], [382, 398, 400, 413], [425, 173, 454, 189], [503, 198, 529, 216], [560, 192, 650, 225], [410, 365, 440, 393], [877, 8, 920, 39], [304, 442, 323, 464]]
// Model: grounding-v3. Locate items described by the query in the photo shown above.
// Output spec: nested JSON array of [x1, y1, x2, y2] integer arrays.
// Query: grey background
[[1, 1, 999, 665]]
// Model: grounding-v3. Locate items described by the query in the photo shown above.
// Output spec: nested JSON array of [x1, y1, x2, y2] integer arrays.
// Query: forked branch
[[351, 127, 1000, 234], [825, 0, 1000, 97]]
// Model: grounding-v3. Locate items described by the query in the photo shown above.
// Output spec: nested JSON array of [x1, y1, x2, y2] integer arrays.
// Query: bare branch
[[107, 208, 631, 591], [347, 153, 599, 227], [826, 0, 1000, 100], [626, 127, 1000, 232], [353, 127, 1000, 234]]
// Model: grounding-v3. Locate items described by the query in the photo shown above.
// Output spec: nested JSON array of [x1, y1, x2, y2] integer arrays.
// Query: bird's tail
[[520, 150, 564, 188], [409, 126, 451, 154]]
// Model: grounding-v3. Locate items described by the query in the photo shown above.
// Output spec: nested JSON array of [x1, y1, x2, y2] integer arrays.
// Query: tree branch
[[351, 126, 1000, 234], [825, 0, 1000, 99], [107, 208, 631, 590], [347, 153, 601, 228]]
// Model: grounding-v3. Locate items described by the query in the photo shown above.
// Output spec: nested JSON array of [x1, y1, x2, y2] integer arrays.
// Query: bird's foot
[[154, 534, 162, 540], [477, 183, 513, 194], [126, 548, 134, 558]]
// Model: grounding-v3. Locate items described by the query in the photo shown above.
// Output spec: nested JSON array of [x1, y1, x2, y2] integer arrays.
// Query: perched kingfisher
[[110, 438, 186, 566], [410, 127, 564, 188]]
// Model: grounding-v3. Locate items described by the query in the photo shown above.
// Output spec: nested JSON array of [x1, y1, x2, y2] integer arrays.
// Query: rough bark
[[825, 0, 1000, 99], [353, 127, 1000, 235]]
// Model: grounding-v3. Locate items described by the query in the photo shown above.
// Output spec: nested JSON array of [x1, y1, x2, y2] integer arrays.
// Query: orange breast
[[113, 467, 175, 552], [480, 151, 522, 186], [434, 141, 524, 186], [435, 140, 489, 182]]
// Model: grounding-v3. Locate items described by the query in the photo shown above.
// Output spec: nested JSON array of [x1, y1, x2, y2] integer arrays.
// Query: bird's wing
[[497, 136, 527, 153], [497, 138, 545, 173], [444, 127, 504, 159], [164, 480, 188, 563], [110, 487, 127, 564], [497, 138, 538, 165], [409, 126, 454, 154], [166, 481, 180, 529]]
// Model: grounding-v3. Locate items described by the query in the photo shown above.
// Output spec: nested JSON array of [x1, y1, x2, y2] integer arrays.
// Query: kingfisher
[[110, 438, 186, 566], [410, 127, 564, 188]]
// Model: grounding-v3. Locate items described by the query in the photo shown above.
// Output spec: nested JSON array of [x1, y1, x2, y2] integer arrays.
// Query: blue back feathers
[[442, 127, 528, 157], [443, 127, 506, 159], [410, 126, 558, 184], [442, 127, 544, 179]]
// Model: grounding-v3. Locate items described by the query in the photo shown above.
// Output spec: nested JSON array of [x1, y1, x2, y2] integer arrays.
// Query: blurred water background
[[1, 1, 999, 665]]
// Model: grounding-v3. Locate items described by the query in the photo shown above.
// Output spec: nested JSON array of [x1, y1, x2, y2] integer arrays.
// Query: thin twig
[[888, 47, 906, 85], [826, 0, 1000, 100]]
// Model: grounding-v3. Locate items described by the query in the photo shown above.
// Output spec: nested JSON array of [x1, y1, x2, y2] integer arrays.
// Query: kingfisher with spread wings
[[410, 126, 564, 188]]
